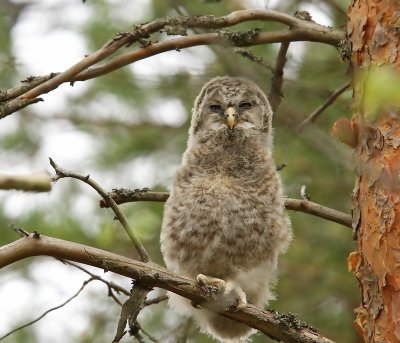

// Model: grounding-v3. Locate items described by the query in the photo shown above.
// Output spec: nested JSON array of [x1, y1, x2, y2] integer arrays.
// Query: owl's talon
[[191, 300, 203, 309], [196, 274, 226, 295], [226, 299, 247, 312]]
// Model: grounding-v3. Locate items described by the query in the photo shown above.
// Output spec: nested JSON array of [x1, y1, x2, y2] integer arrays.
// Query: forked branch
[[49, 158, 150, 263], [0, 9, 344, 119], [0, 234, 335, 343], [99, 190, 352, 228]]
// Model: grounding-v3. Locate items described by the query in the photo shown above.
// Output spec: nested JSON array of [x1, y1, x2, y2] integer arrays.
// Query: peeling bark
[[348, 1, 400, 341]]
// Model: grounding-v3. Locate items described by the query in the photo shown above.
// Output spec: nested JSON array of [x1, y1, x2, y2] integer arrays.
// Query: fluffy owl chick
[[160, 76, 292, 342]]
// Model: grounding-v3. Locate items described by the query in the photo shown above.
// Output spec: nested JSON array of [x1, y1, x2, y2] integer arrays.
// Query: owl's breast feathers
[[161, 140, 290, 277]]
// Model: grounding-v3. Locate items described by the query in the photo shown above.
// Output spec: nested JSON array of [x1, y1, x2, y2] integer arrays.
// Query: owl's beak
[[225, 107, 237, 129]]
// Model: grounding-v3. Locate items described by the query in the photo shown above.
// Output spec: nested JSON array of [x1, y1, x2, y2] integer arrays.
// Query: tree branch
[[269, 41, 290, 113], [61, 259, 130, 296], [0, 97, 43, 119], [0, 233, 335, 343], [234, 48, 274, 70], [0, 172, 52, 192], [21, 10, 344, 99], [0, 74, 57, 102], [0, 9, 344, 119], [49, 159, 152, 341], [284, 198, 351, 228], [99, 190, 352, 228], [0, 276, 93, 341], [50, 158, 150, 263], [297, 81, 351, 132]]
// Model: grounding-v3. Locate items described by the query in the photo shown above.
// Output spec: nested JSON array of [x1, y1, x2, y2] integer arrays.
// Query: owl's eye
[[239, 101, 252, 110], [210, 104, 222, 112]]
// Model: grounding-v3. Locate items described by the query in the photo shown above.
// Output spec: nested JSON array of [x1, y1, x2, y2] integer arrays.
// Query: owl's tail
[[197, 312, 255, 343], [168, 292, 254, 342]]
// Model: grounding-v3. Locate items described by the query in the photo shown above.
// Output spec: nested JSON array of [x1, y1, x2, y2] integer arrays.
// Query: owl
[[160, 76, 292, 343]]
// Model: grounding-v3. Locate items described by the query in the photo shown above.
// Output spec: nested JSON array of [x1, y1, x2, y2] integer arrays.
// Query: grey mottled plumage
[[160, 76, 292, 343]]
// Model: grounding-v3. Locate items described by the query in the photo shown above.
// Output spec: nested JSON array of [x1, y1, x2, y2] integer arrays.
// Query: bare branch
[[321, 0, 347, 17], [49, 159, 152, 341], [49, 158, 150, 262], [234, 48, 274, 71], [62, 259, 130, 296], [100, 191, 351, 228], [9, 224, 30, 238], [0, 234, 335, 343], [269, 41, 290, 113], [73, 29, 340, 83], [113, 287, 149, 343], [99, 189, 169, 207], [1, 9, 344, 118], [0, 74, 58, 102], [297, 81, 351, 132], [0, 277, 93, 341], [0, 97, 43, 120], [143, 295, 168, 307], [300, 185, 311, 201], [139, 325, 159, 343], [0, 172, 52, 192], [175, 318, 195, 343], [284, 198, 351, 228], [22, 10, 342, 99]]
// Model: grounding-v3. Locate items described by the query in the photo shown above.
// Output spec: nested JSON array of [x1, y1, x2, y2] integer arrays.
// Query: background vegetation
[[0, 0, 359, 342]]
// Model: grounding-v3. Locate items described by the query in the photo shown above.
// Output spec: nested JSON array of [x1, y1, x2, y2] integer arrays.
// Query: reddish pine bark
[[347, 0, 400, 341]]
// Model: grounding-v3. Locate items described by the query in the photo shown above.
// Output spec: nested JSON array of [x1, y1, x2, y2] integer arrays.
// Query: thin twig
[[61, 260, 130, 296], [48, 159, 152, 342], [0, 278, 93, 341], [137, 323, 159, 343], [297, 81, 351, 132], [9, 224, 30, 237], [0, 97, 43, 119], [269, 41, 290, 113], [234, 48, 274, 71], [300, 185, 311, 201], [114, 287, 150, 343], [0, 234, 336, 343], [100, 191, 351, 228], [175, 318, 195, 343], [143, 295, 168, 307], [322, 0, 347, 17], [49, 158, 150, 262]]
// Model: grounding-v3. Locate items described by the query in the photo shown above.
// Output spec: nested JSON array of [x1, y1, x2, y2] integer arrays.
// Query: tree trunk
[[348, 0, 400, 342]]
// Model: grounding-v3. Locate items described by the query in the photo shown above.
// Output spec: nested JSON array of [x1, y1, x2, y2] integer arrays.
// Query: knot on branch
[[273, 310, 317, 332], [0, 97, 43, 120], [112, 187, 150, 198], [338, 38, 351, 61], [218, 28, 262, 46], [164, 16, 190, 35], [163, 15, 223, 36], [113, 25, 153, 48], [294, 11, 314, 22]]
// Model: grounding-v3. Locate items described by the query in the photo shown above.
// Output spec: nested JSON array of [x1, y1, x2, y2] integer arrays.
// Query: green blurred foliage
[[361, 66, 400, 120], [0, 0, 360, 342]]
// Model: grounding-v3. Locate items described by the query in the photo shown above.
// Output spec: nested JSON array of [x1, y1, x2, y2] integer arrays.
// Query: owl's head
[[188, 76, 273, 148]]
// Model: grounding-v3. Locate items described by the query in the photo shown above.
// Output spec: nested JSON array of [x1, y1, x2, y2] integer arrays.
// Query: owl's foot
[[190, 300, 202, 309], [224, 280, 247, 312], [196, 274, 226, 297], [196, 274, 247, 312]]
